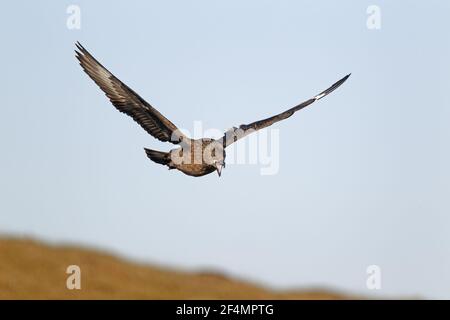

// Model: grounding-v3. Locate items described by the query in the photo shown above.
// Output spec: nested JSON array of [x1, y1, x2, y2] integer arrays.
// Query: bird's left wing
[[75, 42, 188, 144], [220, 74, 350, 147]]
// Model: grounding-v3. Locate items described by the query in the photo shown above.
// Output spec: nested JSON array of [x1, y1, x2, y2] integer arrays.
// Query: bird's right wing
[[220, 74, 350, 147], [75, 42, 188, 144]]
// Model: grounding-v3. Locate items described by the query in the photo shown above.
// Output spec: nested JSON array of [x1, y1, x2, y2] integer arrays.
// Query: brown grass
[[0, 237, 354, 299]]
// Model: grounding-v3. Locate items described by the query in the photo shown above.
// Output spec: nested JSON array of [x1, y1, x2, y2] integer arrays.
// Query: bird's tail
[[144, 148, 170, 166]]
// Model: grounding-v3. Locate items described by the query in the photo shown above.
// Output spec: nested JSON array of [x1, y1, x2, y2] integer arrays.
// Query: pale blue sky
[[1, 1, 449, 298]]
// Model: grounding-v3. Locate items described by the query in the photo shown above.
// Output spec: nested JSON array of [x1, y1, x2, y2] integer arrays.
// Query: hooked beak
[[216, 163, 223, 177]]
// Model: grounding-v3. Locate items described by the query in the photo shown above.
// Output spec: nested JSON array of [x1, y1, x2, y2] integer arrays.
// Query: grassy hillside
[[0, 237, 352, 299]]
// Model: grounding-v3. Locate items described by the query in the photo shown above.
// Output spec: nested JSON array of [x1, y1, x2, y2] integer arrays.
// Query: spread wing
[[220, 74, 350, 147], [75, 42, 188, 144]]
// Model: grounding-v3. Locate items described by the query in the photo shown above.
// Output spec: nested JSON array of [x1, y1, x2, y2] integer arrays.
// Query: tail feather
[[144, 148, 170, 166]]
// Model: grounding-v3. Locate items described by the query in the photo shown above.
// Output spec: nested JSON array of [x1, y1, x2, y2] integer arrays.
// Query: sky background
[[1, 1, 449, 298]]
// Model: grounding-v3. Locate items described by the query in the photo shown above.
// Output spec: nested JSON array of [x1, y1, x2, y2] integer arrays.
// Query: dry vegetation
[[0, 237, 352, 299]]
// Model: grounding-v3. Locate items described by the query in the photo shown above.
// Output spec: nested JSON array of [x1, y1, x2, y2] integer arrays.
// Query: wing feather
[[221, 74, 350, 147], [75, 42, 187, 144]]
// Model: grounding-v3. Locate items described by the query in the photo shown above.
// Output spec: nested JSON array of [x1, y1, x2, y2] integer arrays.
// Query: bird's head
[[214, 159, 225, 177], [203, 139, 226, 177]]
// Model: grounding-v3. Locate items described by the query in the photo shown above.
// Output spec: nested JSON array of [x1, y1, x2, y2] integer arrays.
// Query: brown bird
[[75, 42, 350, 177]]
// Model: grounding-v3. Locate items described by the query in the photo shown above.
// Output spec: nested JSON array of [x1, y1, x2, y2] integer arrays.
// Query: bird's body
[[145, 139, 224, 177], [75, 42, 349, 177]]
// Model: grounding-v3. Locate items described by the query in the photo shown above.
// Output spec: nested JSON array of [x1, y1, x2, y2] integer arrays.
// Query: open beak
[[216, 164, 223, 177]]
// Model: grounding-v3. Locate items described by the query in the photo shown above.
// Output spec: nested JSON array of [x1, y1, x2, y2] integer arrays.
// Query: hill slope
[[0, 237, 351, 299]]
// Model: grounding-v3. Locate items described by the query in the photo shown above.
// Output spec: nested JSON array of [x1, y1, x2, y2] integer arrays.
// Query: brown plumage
[[75, 42, 350, 177]]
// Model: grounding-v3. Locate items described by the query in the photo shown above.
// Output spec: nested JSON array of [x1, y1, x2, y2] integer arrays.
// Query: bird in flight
[[75, 42, 350, 177]]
